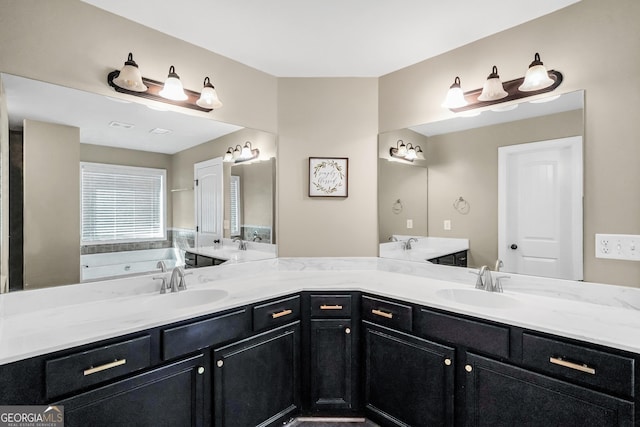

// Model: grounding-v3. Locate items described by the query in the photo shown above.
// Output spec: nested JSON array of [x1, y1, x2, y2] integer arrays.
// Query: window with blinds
[[229, 175, 241, 236], [81, 162, 166, 244]]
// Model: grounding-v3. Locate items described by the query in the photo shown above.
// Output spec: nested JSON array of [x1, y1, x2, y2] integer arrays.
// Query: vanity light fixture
[[223, 141, 260, 163], [112, 53, 147, 92], [441, 77, 468, 109], [196, 77, 223, 109], [443, 53, 563, 113], [107, 52, 223, 112], [159, 66, 188, 101], [519, 53, 555, 92], [390, 140, 424, 162], [477, 66, 508, 101]]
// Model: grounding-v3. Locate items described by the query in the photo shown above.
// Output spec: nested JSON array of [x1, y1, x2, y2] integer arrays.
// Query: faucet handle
[[494, 275, 510, 293], [179, 270, 193, 290], [152, 275, 168, 294]]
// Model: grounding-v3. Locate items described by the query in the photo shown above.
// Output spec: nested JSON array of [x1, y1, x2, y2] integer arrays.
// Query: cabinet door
[[213, 322, 300, 427], [57, 354, 207, 427], [310, 319, 355, 411], [364, 322, 455, 427], [464, 353, 634, 427]]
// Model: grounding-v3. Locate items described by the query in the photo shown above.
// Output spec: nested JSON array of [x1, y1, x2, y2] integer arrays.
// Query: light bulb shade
[[442, 77, 468, 109], [477, 66, 508, 101], [519, 53, 554, 92], [405, 144, 417, 160], [112, 53, 147, 92], [159, 66, 188, 101], [196, 77, 223, 109], [241, 142, 252, 158], [415, 146, 425, 160], [223, 148, 234, 162], [397, 140, 407, 156], [232, 145, 242, 159]]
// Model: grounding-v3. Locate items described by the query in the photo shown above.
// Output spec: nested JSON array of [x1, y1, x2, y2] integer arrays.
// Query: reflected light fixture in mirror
[[224, 141, 260, 163], [443, 52, 563, 113], [159, 66, 188, 101], [389, 140, 424, 162], [107, 52, 223, 112]]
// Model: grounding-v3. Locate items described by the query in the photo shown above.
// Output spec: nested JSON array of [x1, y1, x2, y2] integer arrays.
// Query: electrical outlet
[[444, 220, 451, 231], [406, 219, 413, 229], [595, 234, 640, 261]]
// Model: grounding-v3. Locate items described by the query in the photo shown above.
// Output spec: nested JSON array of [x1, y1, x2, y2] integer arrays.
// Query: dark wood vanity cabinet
[[184, 251, 226, 268], [212, 322, 301, 427], [56, 353, 208, 427], [364, 322, 455, 426], [464, 353, 634, 427], [1, 290, 638, 427], [304, 293, 360, 414], [428, 250, 468, 267]]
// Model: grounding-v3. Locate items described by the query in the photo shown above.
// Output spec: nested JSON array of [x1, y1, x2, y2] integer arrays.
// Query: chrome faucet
[[252, 231, 262, 242], [233, 237, 247, 250], [406, 237, 418, 250], [169, 266, 187, 292], [389, 236, 398, 242], [156, 260, 167, 272], [494, 259, 504, 272], [472, 265, 508, 293]]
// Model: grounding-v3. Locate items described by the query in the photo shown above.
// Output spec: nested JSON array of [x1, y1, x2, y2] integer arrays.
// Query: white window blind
[[229, 175, 241, 236], [81, 162, 166, 244]]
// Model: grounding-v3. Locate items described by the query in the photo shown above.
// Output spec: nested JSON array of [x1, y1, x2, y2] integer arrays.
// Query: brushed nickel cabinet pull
[[272, 309, 293, 319], [465, 364, 473, 373], [217, 360, 224, 368], [549, 357, 596, 375], [197, 366, 205, 375], [345, 328, 351, 334], [372, 309, 393, 319], [444, 358, 452, 366], [320, 304, 343, 310], [84, 359, 126, 376]]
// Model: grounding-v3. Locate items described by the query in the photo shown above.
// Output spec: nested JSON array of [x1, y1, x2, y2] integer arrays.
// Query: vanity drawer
[[416, 308, 510, 358], [253, 295, 301, 331], [310, 294, 352, 318], [362, 295, 412, 332], [45, 335, 151, 399], [162, 309, 248, 360], [522, 333, 635, 398]]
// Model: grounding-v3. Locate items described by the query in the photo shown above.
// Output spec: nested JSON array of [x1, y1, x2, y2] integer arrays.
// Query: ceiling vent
[[108, 120, 135, 129]]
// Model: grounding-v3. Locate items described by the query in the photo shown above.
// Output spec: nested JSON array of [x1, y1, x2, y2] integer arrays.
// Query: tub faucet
[[169, 266, 187, 292], [233, 237, 247, 250], [406, 238, 418, 250]]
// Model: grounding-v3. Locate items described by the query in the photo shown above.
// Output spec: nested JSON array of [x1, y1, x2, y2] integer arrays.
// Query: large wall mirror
[[379, 90, 584, 280], [0, 73, 276, 292]]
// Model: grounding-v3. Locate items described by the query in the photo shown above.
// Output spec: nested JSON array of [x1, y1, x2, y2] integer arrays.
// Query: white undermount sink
[[435, 288, 520, 309], [145, 289, 229, 310]]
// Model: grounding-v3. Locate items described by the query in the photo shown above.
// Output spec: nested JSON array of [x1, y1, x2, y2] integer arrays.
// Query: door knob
[[510, 244, 518, 250]]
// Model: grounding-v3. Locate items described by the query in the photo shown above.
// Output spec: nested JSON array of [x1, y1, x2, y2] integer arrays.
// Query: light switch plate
[[595, 234, 640, 261]]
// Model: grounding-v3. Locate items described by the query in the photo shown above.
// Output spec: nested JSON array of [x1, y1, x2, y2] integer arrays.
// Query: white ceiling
[[81, 0, 580, 77]]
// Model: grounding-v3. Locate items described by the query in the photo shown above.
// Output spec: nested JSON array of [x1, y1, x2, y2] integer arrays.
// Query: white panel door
[[498, 137, 583, 280], [194, 157, 223, 247]]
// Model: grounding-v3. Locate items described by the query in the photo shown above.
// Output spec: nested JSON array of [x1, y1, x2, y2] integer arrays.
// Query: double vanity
[[0, 258, 638, 426]]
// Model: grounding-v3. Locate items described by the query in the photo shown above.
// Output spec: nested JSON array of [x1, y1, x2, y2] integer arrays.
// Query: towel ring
[[453, 196, 470, 214], [392, 199, 403, 214]]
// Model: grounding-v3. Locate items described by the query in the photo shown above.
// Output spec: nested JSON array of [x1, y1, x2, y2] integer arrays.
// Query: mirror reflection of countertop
[[1, 257, 639, 366], [186, 239, 276, 263], [379, 236, 469, 262]]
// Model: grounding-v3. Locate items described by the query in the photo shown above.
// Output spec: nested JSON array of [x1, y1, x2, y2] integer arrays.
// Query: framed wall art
[[308, 157, 348, 197]]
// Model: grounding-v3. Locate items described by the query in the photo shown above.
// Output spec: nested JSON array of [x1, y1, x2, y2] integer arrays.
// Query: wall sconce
[[389, 140, 424, 162], [108, 52, 223, 112], [442, 53, 562, 113], [223, 141, 260, 163]]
